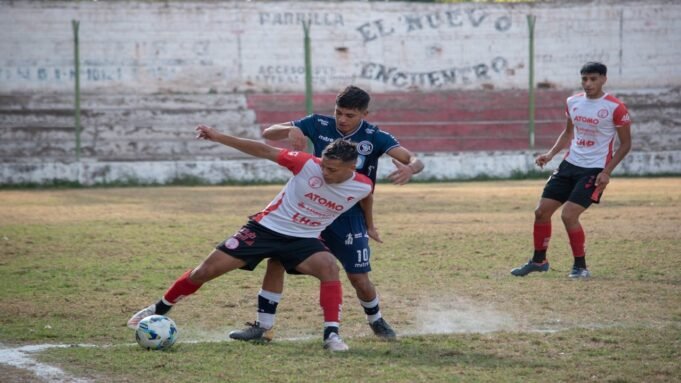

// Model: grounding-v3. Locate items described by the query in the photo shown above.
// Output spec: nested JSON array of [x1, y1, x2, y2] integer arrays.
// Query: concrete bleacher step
[[0, 93, 258, 161]]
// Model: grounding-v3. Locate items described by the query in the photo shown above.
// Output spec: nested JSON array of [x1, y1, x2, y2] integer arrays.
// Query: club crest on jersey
[[597, 108, 609, 118], [308, 176, 323, 189], [357, 141, 373, 155]]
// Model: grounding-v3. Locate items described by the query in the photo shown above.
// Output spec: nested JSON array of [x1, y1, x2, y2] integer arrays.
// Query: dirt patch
[[0, 363, 43, 383]]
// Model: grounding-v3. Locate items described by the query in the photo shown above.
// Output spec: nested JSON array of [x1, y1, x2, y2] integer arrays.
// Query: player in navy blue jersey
[[229, 85, 424, 341]]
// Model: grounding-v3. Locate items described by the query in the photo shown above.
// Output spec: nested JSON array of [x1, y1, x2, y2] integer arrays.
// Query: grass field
[[1, 178, 680, 382]]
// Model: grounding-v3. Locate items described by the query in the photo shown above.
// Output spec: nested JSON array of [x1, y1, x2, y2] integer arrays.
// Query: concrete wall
[[2, 0, 680, 93], [1, 0, 679, 184]]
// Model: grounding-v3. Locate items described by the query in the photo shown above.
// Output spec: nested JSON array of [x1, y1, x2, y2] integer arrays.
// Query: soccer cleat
[[511, 260, 550, 276], [127, 304, 157, 330], [323, 333, 349, 352], [369, 318, 397, 340], [228, 322, 274, 342], [568, 267, 591, 279]]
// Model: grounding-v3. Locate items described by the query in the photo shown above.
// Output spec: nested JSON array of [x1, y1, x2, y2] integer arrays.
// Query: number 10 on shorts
[[356, 249, 369, 263]]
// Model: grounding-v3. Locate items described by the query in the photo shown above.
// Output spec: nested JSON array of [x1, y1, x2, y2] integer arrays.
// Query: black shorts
[[542, 160, 604, 208], [216, 221, 329, 274]]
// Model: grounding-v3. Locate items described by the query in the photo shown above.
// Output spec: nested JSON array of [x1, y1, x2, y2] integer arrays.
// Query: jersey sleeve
[[356, 172, 376, 194], [375, 129, 401, 154], [565, 101, 570, 118], [351, 172, 374, 198], [276, 149, 314, 175], [613, 104, 631, 127], [292, 114, 317, 139]]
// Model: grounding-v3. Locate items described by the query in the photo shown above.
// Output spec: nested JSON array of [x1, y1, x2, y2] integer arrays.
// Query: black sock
[[363, 303, 380, 317], [155, 300, 172, 315], [532, 250, 547, 263], [323, 326, 339, 340], [257, 294, 279, 315], [573, 257, 586, 269]]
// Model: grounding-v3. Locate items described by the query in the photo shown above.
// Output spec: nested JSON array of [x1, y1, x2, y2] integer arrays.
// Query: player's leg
[[563, 170, 601, 278], [532, 197, 564, 262], [346, 272, 396, 340], [294, 250, 348, 351], [128, 248, 246, 329], [511, 197, 562, 276], [259, 259, 285, 328], [512, 161, 573, 276], [561, 201, 590, 278], [323, 217, 396, 339], [229, 258, 285, 342]]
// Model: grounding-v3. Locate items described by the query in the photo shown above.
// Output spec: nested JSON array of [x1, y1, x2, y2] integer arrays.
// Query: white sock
[[257, 313, 275, 329], [259, 289, 282, 302]]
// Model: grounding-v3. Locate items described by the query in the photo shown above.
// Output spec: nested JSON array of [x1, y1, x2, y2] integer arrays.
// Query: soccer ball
[[135, 315, 178, 351]]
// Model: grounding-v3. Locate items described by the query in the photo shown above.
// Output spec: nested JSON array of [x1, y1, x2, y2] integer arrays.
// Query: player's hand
[[367, 226, 383, 243], [594, 171, 610, 194], [288, 128, 308, 151], [195, 125, 219, 141], [388, 159, 414, 185], [535, 153, 553, 169]]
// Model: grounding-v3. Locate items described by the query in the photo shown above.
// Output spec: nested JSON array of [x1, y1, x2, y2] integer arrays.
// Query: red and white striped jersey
[[565, 92, 631, 168], [251, 149, 373, 238]]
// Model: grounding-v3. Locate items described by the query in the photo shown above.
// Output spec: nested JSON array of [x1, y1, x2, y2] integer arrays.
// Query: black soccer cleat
[[511, 259, 549, 276], [369, 317, 397, 340], [228, 322, 274, 342]]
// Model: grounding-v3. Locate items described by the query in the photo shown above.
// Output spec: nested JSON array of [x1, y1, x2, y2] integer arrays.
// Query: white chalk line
[[0, 343, 93, 383]]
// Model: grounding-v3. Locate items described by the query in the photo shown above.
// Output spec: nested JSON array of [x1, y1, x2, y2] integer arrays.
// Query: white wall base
[[2, 151, 678, 186]]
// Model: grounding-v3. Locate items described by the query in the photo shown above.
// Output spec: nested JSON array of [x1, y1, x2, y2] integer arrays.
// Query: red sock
[[567, 226, 586, 257], [163, 269, 202, 304], [319, 280, 342, 323], [533, 222, 552, 252]]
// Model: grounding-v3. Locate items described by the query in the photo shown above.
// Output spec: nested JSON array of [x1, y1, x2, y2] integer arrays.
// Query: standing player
[[229, 85, 424, 342], [128, 125, 374, 352], [511, 62, 632, 278]]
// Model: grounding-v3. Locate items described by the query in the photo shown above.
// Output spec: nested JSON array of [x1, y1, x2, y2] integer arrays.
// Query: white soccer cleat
[[568, 267, 591, 279], [127, 304, 156, 330], [323, 333, 349, 352]]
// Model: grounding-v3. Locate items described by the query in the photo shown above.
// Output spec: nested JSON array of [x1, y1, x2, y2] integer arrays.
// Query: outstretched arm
[[195, 125, 281, 162], [386, 146, 425, 185], [535, 118, 574, 168], [262, 123, 308, 151]]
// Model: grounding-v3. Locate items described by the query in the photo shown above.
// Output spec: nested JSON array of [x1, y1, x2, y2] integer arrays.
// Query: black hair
[[336, 85, 370, 111], [321, 139, 358, 163], [580, 62, 607, 76]]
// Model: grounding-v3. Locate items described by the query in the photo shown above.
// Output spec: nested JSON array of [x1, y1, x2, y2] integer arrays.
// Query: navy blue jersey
[[293, 114, 400, 218], [293, 114, 400, 184]]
